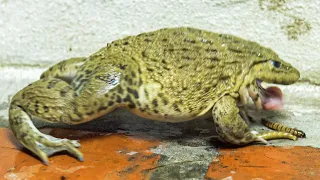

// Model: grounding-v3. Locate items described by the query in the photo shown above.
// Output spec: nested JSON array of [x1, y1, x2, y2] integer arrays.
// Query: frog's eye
[[271, 60, 281, 68]]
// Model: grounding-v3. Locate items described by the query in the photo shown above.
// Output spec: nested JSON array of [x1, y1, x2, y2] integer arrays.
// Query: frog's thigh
[[212, 95, 259, 145], [40, 57, 86, 82]]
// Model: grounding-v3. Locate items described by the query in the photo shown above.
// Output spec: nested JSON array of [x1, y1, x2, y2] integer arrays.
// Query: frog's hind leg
[[9, 78, 86, 164], [9, 104, 83, 164], [40, 57, 87, 83], [9, 68, 122, 164]]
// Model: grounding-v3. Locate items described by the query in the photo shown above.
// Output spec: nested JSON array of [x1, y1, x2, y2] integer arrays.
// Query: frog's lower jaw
[[9, 105, 83, 165]]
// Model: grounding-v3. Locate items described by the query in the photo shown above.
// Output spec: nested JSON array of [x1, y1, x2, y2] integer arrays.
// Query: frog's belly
[[126, 106, 212, 123], [126, 83, 214, 122]]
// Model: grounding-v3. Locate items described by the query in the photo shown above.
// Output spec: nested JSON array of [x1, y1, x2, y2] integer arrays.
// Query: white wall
[[0, 0, 319, 123]]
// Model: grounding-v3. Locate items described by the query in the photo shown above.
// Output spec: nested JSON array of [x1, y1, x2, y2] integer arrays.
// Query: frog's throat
[[239, 80, 283, 110]]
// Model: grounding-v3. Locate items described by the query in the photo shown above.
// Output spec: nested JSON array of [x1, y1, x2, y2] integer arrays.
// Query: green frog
[[9, 27, 304, 165]]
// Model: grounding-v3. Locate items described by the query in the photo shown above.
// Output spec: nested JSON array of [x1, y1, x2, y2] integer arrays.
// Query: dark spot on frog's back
[[47, 79, 59, 89], [144, 89, 149, 99], [98, 106, 108, 112], [127, 78, 133, 85], [207, 57, 220, 62], [146, 67, 154, 72], [204, 87, 211, 93], [119, 64, 127, 70], [116, 95, 122, 103], [86, 111, 94, 116], [167, 48, 174, 52], [127, 87, 139, 99], [85, 69, 92, 75], [142, 50, 147, 57], [184, 39, 196, 44], [123, 41, 129, 45], [162, 98, 168, 105], [182, 56, 192, 61], [206, 48, 217, 54], [131, 71, 136, 78], [60, 86, 72, 97], [118, 86, 124, 94], [173, 103, 181, 112], [152, 99, 158, 107], [163, 66, 170, 71], [200, 105, 207, 110], [144, 39, 152, 42], [228, 47, 243, 54], [182, 48, 188, 52], [123, 94, 134, 104], [138, 78, 143, 86], [108, 101, 114, 106]]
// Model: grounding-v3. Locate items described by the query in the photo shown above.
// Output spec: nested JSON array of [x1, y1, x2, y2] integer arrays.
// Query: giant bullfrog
[[9, 27, 304, 165]]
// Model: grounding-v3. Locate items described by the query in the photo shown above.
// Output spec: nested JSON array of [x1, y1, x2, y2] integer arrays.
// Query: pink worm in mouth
[[262, 86, 283, 110]]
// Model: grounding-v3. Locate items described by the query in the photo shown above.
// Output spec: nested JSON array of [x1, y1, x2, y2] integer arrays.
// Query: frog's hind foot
[[29, 133, 83, 165], [9, 106, 83, 165]]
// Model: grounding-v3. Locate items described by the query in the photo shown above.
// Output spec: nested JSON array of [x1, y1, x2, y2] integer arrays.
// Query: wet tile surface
[[1, 127, 320, 180], [205, 146, 320, 180]]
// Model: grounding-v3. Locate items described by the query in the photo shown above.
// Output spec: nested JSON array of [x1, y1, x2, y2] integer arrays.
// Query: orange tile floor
[[0, 127, 319, 180]]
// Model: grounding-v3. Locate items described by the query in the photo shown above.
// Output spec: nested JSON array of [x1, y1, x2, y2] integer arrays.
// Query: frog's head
[[250, 59, 300, 85], [243, 49, 300, 110]]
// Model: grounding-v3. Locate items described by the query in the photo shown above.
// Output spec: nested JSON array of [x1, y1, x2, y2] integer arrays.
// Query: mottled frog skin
[[9, 27, 301, 164]]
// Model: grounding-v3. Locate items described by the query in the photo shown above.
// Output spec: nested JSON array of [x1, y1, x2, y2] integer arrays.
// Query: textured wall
[[0, 0, 319, 124], [0, 0, 319, 73]]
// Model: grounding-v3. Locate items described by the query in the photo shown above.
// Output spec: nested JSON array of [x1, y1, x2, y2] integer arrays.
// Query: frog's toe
[[255, 136, 270, 145], [21, 133, 83, 164]]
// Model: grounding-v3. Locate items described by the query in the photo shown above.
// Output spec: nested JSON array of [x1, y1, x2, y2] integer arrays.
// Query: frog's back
[[81, 27, 276, 121], [89, 27, 262, 87]]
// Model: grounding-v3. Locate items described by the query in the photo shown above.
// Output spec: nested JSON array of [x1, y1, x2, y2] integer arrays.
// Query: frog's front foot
[[212, 96, 300, 145], [9, 106, 83, 165]]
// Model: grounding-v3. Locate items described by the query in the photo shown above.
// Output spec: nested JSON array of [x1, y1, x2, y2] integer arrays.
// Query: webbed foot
[[10, 106, 83, 165], [23, 132, 83, 165]]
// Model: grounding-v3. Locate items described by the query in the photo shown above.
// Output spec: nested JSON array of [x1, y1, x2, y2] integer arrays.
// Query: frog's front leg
[[212, 95, 300, 145], [212, 95, 266, 145]]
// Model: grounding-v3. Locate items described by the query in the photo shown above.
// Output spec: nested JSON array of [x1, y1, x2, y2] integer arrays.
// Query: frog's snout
[[281, 66, 300, 85], [292, 67, 300, 82]]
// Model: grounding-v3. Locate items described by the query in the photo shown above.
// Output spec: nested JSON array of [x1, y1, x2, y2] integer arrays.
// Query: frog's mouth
[[256, 80, 283, 110]]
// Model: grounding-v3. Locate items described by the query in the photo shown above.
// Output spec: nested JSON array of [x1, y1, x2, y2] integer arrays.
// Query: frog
[[9, 27, 303, 165]]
